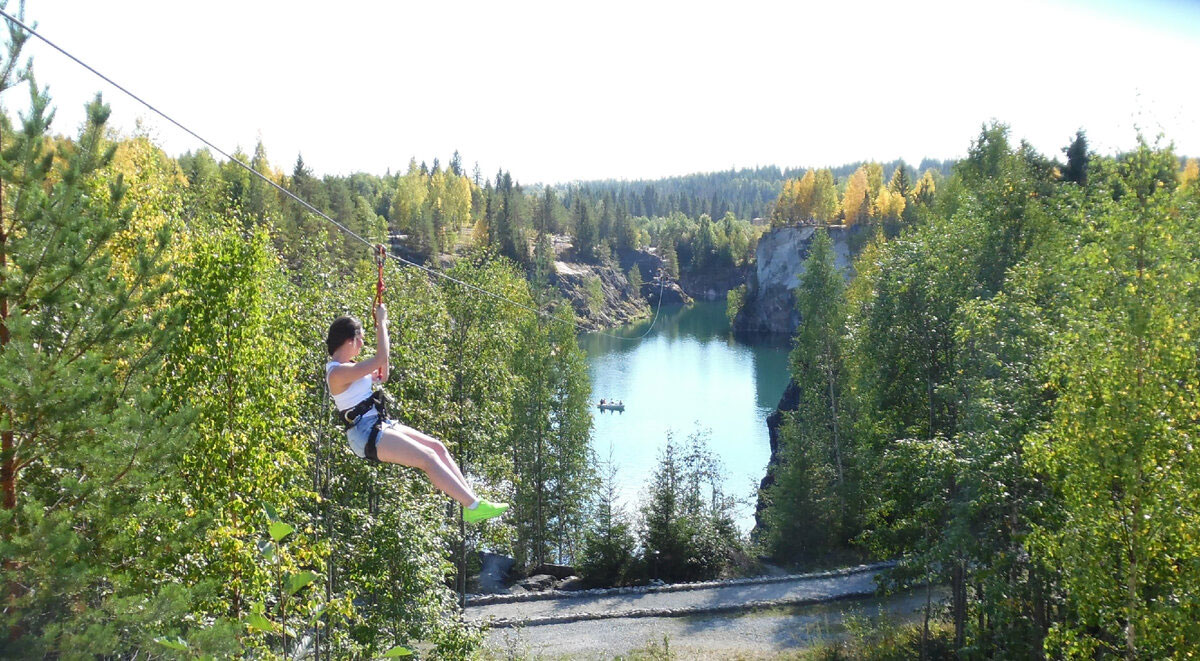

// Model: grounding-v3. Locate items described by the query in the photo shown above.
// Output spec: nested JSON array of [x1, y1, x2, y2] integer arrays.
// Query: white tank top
[[326, 360, 373, 411]]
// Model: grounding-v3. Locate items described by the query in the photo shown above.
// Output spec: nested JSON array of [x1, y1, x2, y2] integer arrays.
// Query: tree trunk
[[1125, 496, 1139, 659], [453, 339, 467, 608], [921, 574, 931, 661], [953, 558, 967, 650], [1, 119, 20, 647], [1, 116, 13, 512], [826, 366, 843, 489]]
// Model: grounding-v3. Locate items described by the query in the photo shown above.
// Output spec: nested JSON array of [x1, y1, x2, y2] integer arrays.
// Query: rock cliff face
[[620, 250, 698, 305], [680, 265, 747, 302], [745, 225, 866, 540], [753, 379, 800, 536], [734, 225, 862, 336], [554, 249, 691, 331], [552, 261, 648, 331]]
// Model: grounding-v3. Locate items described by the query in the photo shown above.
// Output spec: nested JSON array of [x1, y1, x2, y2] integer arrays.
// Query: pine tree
[[1061, 129, 1088, 185], [660, 241, 680, 279], [573, 196, 597, 261], [627, 264, 644, 294], [579, 454, 638, 586], [764, 229, 849, 560], [888, 161, 912, 198], [639, 432, 733, 583], [0, 57, 186, 652]]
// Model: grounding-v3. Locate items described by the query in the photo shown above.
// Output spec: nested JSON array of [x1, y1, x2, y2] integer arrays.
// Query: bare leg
[[374, 426, 478, 507], [389, 422, 470, 489]]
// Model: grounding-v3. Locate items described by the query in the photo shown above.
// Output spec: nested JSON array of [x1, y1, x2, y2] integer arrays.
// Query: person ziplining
[[324, 245, 507, 523], [0, 12, 661, 527]]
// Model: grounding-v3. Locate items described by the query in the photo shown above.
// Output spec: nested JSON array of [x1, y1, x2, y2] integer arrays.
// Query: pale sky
[[8, 0, 1200, 185]]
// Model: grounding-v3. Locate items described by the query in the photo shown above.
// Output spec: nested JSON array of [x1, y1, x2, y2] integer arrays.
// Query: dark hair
[[326, 316, 362, 356]]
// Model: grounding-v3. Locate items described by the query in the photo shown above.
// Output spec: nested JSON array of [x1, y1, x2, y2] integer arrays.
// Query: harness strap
[[338, 390, 388, 463], [364, 422, 382, 463]]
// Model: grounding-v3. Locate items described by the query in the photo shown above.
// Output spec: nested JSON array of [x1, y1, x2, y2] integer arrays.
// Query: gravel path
[[481, 589, 935, 659], [466, 567, 884, 627]]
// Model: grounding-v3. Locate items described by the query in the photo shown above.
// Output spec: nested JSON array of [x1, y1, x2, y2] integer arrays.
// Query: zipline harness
[[336, 391, 387, 463], [331, 243, 392, 462]]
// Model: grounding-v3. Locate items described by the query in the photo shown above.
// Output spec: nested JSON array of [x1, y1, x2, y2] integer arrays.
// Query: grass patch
[[789, 616, 955, 661]]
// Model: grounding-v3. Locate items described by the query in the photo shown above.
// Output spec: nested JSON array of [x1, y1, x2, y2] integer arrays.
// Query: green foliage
[[1028, 139, 1200, 657], [764, 229, 851, 562], [800, 617, 956, 661], [762, 124, 1200, 655], [1062, 129, 1089, 185], [725, 284, 746, 325], [641, 211, 760, 276], [486, 170, 526, 263], [659, 242, 680, 280], [627, 263, 644, 294], [639, 431, 741, 583], [578, 456, 639, 587], [566, 161, 954, 223], [573, 195, 598, 261], [584, 275, 604, 315], [0, 35, 195, 653], [510, 306, 595, 567], [246, 511, 342, 657], [0, 26, 595, 654]]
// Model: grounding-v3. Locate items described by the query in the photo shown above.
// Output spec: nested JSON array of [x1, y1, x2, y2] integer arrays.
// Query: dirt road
[[466, 564, 935, 658]]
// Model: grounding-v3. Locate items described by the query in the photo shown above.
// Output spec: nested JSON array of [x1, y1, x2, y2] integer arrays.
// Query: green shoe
[[463, 499, 508, 524]]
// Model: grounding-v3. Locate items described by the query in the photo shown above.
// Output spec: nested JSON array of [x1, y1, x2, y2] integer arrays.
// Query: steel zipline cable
[[0, 8, 666, 342]]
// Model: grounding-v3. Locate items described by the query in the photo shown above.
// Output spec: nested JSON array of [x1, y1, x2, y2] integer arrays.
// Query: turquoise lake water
[[579, 300, 792, 533]]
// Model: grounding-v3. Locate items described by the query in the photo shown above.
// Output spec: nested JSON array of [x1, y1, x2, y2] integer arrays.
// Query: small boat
[[598, 401, 625, 412]]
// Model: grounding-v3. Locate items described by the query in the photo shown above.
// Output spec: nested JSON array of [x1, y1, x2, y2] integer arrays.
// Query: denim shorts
[[345, 410, 394, 459]]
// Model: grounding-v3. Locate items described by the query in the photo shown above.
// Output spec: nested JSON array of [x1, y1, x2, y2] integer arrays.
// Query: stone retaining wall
[[465, 561, 893, 607]]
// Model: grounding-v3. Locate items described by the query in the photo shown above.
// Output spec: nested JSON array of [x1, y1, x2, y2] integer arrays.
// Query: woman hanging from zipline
[[325, 245, 507, 523]]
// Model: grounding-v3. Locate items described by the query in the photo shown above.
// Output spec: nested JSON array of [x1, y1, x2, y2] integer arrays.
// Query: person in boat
[[325, 304, 507, 523], [600, 398, 606, 406]]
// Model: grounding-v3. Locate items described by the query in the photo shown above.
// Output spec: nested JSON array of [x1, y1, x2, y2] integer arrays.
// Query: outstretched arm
[[327, 303, 390, 394], [373, 302, 390, 383]]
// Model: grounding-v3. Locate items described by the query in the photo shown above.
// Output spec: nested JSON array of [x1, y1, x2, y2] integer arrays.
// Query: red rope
[[373, 243, 386, 317]]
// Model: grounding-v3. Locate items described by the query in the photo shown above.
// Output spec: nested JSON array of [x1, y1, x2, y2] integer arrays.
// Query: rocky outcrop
[[680, 264, 748, 301], [478, 552, 517, 594], [643, 278, 690, 307], [530, 563, 577, 580], [551, 249, 693, 331], [621, 249, 693, 307], [753, 379, 800, 536], [552, 261, 650, 331], [734, 225, 863, 336]]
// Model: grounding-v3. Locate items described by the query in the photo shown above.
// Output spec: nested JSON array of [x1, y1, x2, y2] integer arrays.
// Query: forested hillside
[[561, 159, 954, 222], [759, 125, 1200, 657]]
